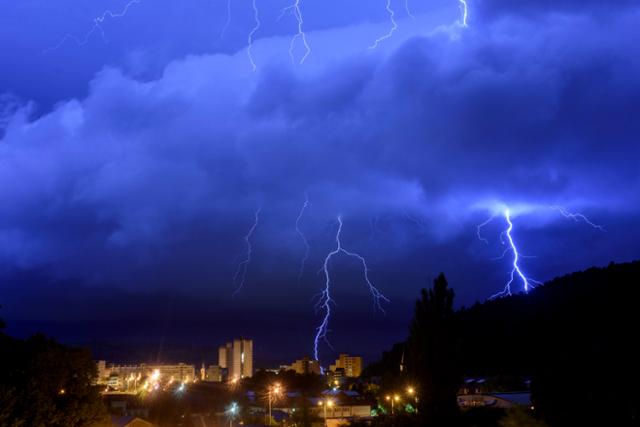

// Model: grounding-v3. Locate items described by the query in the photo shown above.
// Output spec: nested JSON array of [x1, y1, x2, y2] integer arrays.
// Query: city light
[[318, 399, 334, 427], [267, 383, 284, 426], [226, 402, 240, 427]]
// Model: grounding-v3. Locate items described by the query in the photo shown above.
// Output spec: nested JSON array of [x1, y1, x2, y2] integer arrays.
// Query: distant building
[[96, 362, 196, 390], [328, 368, 346, 386], [143, 364, 195, 383], [457, 392, 532, 409], [219, 338, 253, 379], [205, 365, 223, 382], [286, 357, 321, 375], [329, 354, 363, 378], [218, 344, 229, 369]]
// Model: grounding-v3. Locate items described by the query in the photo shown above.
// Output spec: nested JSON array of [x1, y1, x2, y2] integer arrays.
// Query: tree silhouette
[[0, 332, 108, 427], [407, 273, 460, 426]]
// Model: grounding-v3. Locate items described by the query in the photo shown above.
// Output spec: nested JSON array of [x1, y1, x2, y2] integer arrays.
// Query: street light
[[267, 383, 283, 426], [407, 386, 418, 411], [318, 399, 334, 427], [226, 402, 239, 427], [385, 395, 400, 415]]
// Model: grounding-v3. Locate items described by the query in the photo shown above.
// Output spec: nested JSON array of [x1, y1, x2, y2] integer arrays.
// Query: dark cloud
[[1, 1, 639, 360]]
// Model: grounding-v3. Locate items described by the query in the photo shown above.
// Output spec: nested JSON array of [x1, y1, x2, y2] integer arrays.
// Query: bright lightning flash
[[478, 204, 603, 299], [489, 208, 542, 299], [458, 0, 469, 27], [233, 207, 261, 297], [369, 0, 398, 50], [314, 216, 389, 364], [46, 0, 141, 52]]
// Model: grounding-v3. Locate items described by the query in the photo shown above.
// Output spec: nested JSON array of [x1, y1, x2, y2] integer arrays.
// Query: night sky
[[1, 0, 638, 366]]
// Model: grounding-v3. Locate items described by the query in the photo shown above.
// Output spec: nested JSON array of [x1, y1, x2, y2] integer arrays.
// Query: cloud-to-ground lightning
[[232, 207, 261, 297], [458, 0, 469, 27], [45, 0, 141, 52], [246, 0, 261, 71], [551, 206, 604, 231], [489, 208, 542, 299], [478, 203, 602, 299], [219, 0, 233, 39], [295, 193, 311, 281], [369, 0, 398, 50], [314, 216, 389, 364], [279, 0, 311, 64]]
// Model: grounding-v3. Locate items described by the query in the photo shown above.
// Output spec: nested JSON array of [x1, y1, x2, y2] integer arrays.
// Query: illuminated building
[[218, 344, 230, 369], [219, 338, 253, 379], [96, 362, 196, 390], [329, 354, 363, 378], [286, 357, 321, 375], [206, 365, 223, 382]]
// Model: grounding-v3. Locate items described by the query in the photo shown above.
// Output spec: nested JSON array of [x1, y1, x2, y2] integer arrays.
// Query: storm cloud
[[1, 0, 639, 359]]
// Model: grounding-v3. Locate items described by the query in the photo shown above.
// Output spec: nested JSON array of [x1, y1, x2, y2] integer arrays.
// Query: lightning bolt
[[476, 214, 496, 245], [477, 203, 603, 299], [279, 0, 311, 64], [490, 208, 542, 299], [45, 0, 141, 52], [219, 0, 232, 39], [295, 193, 311, 281], [458, 0, 469, 28], [550, 206, 604, 231], [405, 0, 415, 19], [314, 216, 389, 364], [369, 0, 398, 50], [232, 207, 261, 297], [246, 0, 261, 71]]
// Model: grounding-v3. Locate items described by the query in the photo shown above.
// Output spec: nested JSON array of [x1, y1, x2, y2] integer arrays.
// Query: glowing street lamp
[[226, 402, 239, 427], [385, 394, 400, 415], [407, 386, 418, 409], [318, 399, 334, 427], [267, 383, 283, 426]]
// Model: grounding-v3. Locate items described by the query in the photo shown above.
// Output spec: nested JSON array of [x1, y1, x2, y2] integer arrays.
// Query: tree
[[407, 273, 460, 426], [0, 333, 108, 427], [499, 407, 548, 427]]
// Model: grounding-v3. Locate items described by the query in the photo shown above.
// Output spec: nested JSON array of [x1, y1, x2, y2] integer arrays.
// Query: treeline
[[0, 317, 109, 427], [364, 261, 640, 427]]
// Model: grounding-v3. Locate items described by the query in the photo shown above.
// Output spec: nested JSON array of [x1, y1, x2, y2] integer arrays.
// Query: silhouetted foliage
[[366, 261, 640, 427], [0, 332, 108, 427], [458, 261, 640, 427], [407, 273, 461, 426]]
